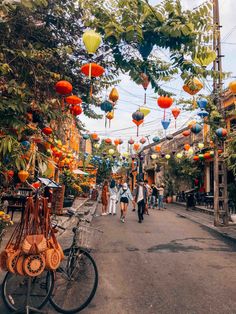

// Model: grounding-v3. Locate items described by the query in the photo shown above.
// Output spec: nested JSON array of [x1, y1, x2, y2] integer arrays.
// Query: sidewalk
[[169, 202, 236, 243]]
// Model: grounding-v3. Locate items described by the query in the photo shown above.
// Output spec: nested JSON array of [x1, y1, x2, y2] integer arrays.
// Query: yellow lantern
[[188, 120, 196, 129], [176, 153, 182, 159], [183, 77, 203, 96], [198, 143, 204, 149], [165, 154, 171, 160], [140, 106, 151, 117], [109, 88, 119, 102], [188, 148, 194, 155], [194, 48, 217, 67], [109, 149, 115, 155], [151, 154, 157, 160], [82, 30, 102, 54], [123, 152, 129, 158], [94, 144, 99, 149], [229, 81, 236, 94]]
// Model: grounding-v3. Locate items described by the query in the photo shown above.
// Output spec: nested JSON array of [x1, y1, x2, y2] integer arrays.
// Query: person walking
[[157, 184, 165, 210], [101, 180, 109, 215], [151, 184, 158, 209], [108, 179, 117, 215], [134, 179, 148, 223], [144, 180, 151, 215], [117, 182, 134, 223]]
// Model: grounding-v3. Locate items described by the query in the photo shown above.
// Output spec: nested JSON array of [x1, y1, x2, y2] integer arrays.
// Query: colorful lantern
[[215, 128, 227, 138], [65, 95, 82, 105], [188, 120, 197, 129], [140, 106, 151, 117], [198, 143, 204, 149], [94, 143, 99, 149], [91, 133, 98, 140], [7, 170, 14, 179], [82, 134, 90, 140], [18, 170, 29, 183], [153, 136, 160, 143], [106, 111, 114, 127], [183, 77, 203, 96], [191, 123, 202, 134], [133, 143, 140, 151], [199, 154, 204, 160], [71, 105, 82, 116], [21, 141, 30, 150], [81, 63, 105, 78], [198, 109, 209, 119], [194, 48, 217, 67], [55, 80, 72, 95], [101, 101, 113, 113], [188, 148, 194, 155], [166, 134, 173, 140], [197, 98, 208, 110], [140, 137, 146, 144], [229, 81, 236, 93], [132, 110, 144, 136], [193, 155, 199, 161], [155, 145, 161, 152], [109, 149, 115, 155], [105, 138, 112, 144], [32, 181, 41, 189], [161, 119, 171, 131], [176, 153, 182, 159], [140, 73, 150, 104], [114, 139, 120, 146], [184, 144, 191, 151], [157, 96, 173, 119], [82, 30, 101, 54], [171, 107, 180, 128], [210, 151, 214, 157], [204, 152, 211, 160], [42, 127, 53, 136], [182, 130, 190, 137], [109, 88, 119, 103], [128, 138, 134, 145], [151, 154, 157, 160], [165, 154, 171, 160]]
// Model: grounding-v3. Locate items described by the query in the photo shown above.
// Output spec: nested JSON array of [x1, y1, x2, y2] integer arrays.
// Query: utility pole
[[213, 0, 229, 226]]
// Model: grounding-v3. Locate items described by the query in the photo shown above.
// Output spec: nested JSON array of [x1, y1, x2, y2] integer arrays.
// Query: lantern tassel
[[89, 63, 92, 80], [144, 92, 146, 105], [109, 119, 111, 128], [105, 116, 107, 128], [61, 97, 65, 111], [164, 109, 166, 120], [137, 126, 139, 137], [175, 119, 176, 129], [90, 83, 93, 99]]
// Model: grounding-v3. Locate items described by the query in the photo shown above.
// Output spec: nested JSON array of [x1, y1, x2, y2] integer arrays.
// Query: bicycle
[[49, 210, 102, 313]]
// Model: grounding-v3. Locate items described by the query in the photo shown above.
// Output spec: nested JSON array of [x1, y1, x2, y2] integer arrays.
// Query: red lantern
[[71, 105, 83, 116], [32, 182, 41, 189], [140, 137, 146, 144], [114, 139, 120, 146], [140, 73, 149, 90], [155, 145, 161, 152], [184, 144, 190, 151], [193, 155, 199, 161], [157, 96, 173, 109], [105, 138, 112, 144], [7, 170, 14, 179], [55, 80, 73, 95], [171, 107, 180, 128], [133, 143, 140, 151], [42, 127, 53, 136], [65, 95, 82, 105], [128, 138, 134, 145], [204, 152, 211, 160], [81, 63, 105, 77], [182, 130, 191, 137], [91, 133, 98, 140]]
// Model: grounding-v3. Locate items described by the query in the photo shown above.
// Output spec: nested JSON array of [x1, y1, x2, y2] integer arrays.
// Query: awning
[[73, 169, 89, 175]]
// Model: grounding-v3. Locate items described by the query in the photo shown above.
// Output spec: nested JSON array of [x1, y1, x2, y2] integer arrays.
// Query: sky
[[81, 0, 236, 150]]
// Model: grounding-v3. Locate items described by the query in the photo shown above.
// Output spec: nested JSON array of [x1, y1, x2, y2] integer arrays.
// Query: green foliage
[[226, 135, 236, 176]]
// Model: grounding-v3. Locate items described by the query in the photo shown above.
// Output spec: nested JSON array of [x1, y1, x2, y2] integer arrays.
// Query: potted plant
[[0, 211, 13, 248], [164, 174, 174, 203]]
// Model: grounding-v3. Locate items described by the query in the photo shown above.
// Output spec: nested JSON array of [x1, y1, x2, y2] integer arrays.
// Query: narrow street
[[83, 204, 236, 314]]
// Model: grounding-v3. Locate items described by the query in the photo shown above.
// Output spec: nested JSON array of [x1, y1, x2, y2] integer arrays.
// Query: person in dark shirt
[[151, 184, 158, 209]]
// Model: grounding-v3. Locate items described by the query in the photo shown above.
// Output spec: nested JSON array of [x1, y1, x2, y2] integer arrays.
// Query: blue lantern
[[191, 123, 202, 134], [82, 134, 90, 140], [215, 127, 227, 138], [198, 109, 209, 118], [21, 141, 30, 150], [100, 101, 113, 113], [161, 119, 171, 130], [197, 98, 208, 110], [153, 136, 160, 143]]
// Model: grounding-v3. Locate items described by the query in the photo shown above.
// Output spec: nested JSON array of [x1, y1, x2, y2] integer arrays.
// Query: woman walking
[[117, 182, 134, 223], [101, 180, 109, 215], [108, 179, 117, 215], [157, 184, 165, 210]]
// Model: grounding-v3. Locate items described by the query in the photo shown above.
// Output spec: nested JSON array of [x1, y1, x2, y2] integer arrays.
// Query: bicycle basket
[[76, 224, 103, 249]]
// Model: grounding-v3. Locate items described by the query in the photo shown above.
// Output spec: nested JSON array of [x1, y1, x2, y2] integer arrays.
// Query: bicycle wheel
[[2, 270, 54, 312], [50, 248, 98, 313]]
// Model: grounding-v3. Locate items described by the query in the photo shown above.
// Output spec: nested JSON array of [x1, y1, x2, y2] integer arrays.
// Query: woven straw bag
[[15, 255, 25, 276], [23, 254, 46, 277], [6, 249, 21, 274], [22, 234, 47, 255]]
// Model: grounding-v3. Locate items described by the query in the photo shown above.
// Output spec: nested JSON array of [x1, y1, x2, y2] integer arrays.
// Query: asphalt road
[[82, 204, 236, 314], [1, 204, 236, 314]]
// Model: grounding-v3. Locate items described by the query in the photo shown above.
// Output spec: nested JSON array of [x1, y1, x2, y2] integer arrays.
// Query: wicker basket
[[76, 224, 103, 250]]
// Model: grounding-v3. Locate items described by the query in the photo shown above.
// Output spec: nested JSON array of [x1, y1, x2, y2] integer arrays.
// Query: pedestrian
[[108, 179, 117, 215], [144, 180, 151, 214], [151, 184, 158, 209], [101, 180, 109, 216], [132, 183, 138, 212], [134, 179, 148, 223], [157, 184, 165, 210], [117, 182, 134, 223]]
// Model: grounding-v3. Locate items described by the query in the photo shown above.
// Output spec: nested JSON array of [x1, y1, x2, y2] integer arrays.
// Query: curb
[[171, 206, 236, 243]]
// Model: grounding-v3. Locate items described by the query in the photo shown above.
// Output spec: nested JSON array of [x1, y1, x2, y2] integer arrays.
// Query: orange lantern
[[114, 139, 120, 146], [70, 105, 83, 116], [133, 143, 140, 151], [204, 152, 211, 160], [171, 107, 180, 128], [105, 138, 112, 144], [157, 96, 173, 119], [81, 63, 105, 78], [55, 80, 72, 95], [65, 95, 82, 105], [106, 111, 114, 127], [183, 77, 203, 96], [109, 88, 119, 103], [91, 133, 98, 140], [18, 170, 29, 183], [155, 145, 161, 152], [182, 130, 191, 137], [42, 127, 53, 136], [184, 144, 190, 151], [193, 155, 199, 161]]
